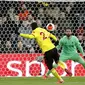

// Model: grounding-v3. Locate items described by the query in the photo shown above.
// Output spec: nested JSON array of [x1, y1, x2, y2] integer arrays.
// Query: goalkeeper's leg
[[58, 61, 72, 76], [47, 65, 64, 83], [57, 55, 72, 76], [72, 53, 85, 68], [78, 57, 85, 68]]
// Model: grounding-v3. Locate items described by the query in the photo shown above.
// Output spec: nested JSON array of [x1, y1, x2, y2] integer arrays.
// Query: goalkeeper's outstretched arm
[[75, 37, 84, 55]]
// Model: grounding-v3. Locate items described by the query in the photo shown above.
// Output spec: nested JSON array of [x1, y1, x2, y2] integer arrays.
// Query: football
[[46, 23, 55, 31]]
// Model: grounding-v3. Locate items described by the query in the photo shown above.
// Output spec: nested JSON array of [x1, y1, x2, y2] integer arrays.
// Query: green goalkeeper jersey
[[57, 35, 84, 55]]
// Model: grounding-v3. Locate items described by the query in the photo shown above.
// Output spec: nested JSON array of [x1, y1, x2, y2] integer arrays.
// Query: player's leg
[[78, 57, 85, 68], [44, 48, 64, 83], [43, 49, 59, 78], [45, 58, 66, 77], [72, 53, 85, 68], [59, 55, 68, 69], [45, 53, 72, 78], [46, 61, 70, 76], [44, 57, 64, 83], [51, 49, 64, 83], [45, 62, 58, 77], [58, 60, 67, 69], [46, 61, 67, 77]]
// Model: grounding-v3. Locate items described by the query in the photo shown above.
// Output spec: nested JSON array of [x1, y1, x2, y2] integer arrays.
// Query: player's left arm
[[20, 33, 35, 39], [75, 37, 84, 55], [15, 28, 36, 39]]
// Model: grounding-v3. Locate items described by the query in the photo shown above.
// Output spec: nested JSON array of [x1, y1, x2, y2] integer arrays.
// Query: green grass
[[0, 77, 85, 85]]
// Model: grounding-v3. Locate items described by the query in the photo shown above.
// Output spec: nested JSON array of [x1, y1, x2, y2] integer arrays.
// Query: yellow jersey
[[20, 27, 57, 53]]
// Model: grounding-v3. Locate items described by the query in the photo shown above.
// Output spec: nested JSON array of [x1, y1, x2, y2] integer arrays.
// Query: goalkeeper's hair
[[65, 28, 72, 31]]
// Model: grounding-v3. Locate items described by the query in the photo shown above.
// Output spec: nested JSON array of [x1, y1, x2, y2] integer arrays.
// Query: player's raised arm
[[20, 33, 35, 39], [15, 22, 38, 39], [75, 37, 84, 55], [50, 33, 58, 41], [15, 28, 35, 39], [49, 33, 59, 46]]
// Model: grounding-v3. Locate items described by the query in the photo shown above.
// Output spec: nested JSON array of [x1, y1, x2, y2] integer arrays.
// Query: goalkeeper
[[43, 28, 85, 78], [15, 22, 71, 83]]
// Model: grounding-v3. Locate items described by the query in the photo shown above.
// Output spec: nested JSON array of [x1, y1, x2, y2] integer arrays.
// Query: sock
[[46, 61, 66, 76], [46, 70, 51, 76], [51, 68, 63, 81], [58, 61, 67, 70], [58, 61, 72, 76]]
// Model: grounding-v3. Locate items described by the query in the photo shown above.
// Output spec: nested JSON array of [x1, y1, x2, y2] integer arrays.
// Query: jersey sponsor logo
[[0, 53, 85, 77]]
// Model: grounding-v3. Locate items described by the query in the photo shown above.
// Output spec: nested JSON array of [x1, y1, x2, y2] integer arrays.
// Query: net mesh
[[0, 1, 85, 53], [0, 1, 85, 77]]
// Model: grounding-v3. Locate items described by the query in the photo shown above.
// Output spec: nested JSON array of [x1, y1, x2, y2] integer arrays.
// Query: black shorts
[[44, 48, 59, 70]]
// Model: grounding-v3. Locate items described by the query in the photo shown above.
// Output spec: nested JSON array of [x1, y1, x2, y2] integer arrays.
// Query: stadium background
[[0, 1, 85, 77]]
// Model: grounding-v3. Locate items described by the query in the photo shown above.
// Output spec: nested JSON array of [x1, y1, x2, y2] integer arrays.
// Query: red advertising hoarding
[[0, 53, 85, 77]]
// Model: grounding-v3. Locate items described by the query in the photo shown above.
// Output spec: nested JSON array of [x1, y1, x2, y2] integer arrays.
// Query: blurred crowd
[[0, 1, 85, 53]]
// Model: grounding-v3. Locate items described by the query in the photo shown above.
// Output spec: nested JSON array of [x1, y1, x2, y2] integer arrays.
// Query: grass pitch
[[0, 77, 85, 85]]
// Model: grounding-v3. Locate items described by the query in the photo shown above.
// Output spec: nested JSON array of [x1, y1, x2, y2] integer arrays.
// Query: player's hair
[[65, 28, 72, 31], [31, 22, 38, 30]]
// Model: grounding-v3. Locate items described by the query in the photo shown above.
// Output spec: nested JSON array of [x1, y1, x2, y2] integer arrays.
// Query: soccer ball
[[46, 23, 55, 31]]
